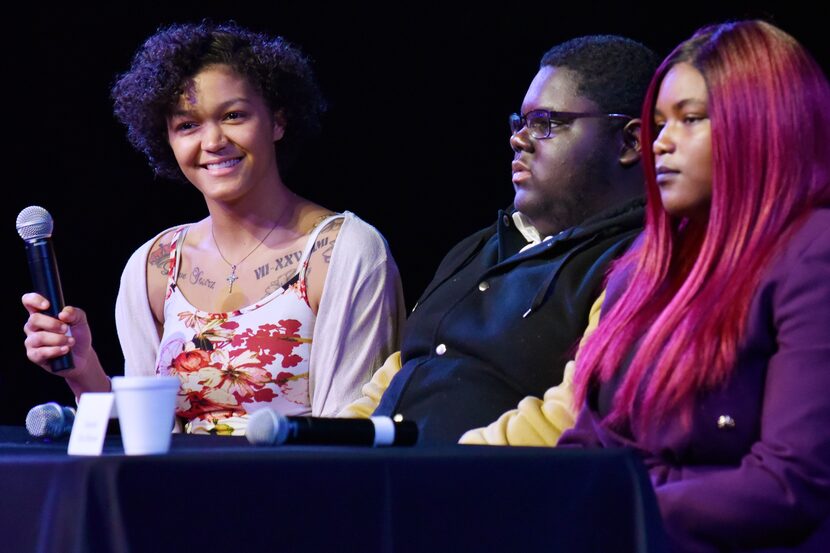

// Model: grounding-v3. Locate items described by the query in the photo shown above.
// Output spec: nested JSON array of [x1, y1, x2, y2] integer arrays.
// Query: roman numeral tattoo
[[254, 263, 270, 280], [274, 251, 303, 270]]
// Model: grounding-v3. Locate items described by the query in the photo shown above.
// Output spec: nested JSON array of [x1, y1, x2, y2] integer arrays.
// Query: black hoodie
[[374, 197, 645, 445]]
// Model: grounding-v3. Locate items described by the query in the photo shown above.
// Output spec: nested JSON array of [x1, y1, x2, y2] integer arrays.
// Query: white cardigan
[[114, 211, 405, 417]]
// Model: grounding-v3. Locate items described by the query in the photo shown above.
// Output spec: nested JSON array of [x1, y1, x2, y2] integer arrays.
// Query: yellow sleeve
[[459, 360, 577, 445], [337, 351, 402, 418], [458, 290, 605, 446]]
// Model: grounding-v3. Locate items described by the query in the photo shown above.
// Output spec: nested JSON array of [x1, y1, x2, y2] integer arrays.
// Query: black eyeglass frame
[[509, 109, 633, 139]]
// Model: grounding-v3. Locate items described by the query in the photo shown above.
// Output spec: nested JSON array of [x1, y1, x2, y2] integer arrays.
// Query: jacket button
[[435, 344, 447, 355], [717, 415, 735, 429], [478, 281, 490, 291], [502, 214, 510, 226]]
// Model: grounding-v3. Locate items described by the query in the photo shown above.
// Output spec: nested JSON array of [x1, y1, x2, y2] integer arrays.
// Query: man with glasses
[[344, 36, 658, 445]]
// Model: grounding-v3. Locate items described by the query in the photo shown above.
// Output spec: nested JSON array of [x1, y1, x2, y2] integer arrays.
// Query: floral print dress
[[155, 216, 341, 435]]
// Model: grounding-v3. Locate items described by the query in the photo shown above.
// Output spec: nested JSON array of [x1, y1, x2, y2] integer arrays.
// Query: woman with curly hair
[[559, 20, 830, 551], [22, 22, 404, 435]]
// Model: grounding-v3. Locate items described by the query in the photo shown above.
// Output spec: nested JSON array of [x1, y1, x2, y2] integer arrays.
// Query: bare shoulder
[[321, 213, 391, 260], [311, 215, 344, 259], [305, 213, 343, 312], [145, 228, 181, 325], [145, 228, 180, 277], [317, 215, 344, 236]]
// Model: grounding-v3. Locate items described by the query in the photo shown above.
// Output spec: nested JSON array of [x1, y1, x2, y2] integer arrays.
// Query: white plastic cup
[[111, 376, 179, 455]]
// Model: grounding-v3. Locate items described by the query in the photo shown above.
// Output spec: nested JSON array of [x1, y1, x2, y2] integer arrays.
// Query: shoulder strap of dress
[[166, 226, 190, 289], [297, 213, 345, 281]]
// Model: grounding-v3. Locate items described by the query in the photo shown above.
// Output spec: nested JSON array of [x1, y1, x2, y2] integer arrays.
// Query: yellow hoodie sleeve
[[337, 351, 402, 418], [458, 290, 605, 446]]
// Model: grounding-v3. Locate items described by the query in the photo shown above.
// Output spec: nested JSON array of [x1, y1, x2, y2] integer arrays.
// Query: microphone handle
[[25, 238, 73, 372], [288, 417, 376, 445], [286, 417, 418, 446]]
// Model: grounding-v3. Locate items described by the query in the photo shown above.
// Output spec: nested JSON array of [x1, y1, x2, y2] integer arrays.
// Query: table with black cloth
[[0, 426, 667, 553]]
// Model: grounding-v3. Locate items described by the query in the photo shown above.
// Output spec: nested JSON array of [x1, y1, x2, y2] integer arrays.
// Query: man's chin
[[512, 190, 533, 216]]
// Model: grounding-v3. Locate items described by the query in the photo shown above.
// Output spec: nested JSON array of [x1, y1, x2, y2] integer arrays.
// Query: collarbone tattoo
[[189, 266, 216, 290]]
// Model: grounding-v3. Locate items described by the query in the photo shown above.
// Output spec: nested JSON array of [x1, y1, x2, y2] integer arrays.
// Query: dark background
[[2, 2, 825, 424]]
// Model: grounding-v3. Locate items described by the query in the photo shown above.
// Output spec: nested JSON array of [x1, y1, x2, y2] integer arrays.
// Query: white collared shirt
[[512, 212, 553, 252]]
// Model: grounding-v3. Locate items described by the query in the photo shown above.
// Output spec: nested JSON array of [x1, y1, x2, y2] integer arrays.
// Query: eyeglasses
[[509, 109, 632, 139]]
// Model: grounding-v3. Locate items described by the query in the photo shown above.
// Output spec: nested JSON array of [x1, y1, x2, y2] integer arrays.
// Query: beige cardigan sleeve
[[308, 213, 405, 417], [115, 226, 181, 378], [458, 290, 605, 446]]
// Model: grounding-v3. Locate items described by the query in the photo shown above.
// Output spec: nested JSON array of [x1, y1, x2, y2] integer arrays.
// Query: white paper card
[[68, 392, 115, 456]]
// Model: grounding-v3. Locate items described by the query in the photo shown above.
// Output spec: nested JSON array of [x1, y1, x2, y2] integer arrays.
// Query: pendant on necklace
[[226, 264, 239, 294]]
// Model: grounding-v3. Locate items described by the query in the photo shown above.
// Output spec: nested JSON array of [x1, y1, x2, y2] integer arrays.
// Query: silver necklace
[[211, 220, 280, 294]]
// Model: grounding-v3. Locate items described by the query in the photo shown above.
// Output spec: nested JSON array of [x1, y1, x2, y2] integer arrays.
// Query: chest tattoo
[[189, 266, 216, 290]]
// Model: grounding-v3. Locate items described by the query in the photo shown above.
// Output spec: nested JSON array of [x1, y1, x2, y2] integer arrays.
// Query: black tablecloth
[[0, 426, 667, 553]]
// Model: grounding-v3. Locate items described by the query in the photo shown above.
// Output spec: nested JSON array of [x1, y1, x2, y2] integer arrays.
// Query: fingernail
[[67, 337, 75, 346], [60, 346, 69, 353], [61, 324, 69, 333]]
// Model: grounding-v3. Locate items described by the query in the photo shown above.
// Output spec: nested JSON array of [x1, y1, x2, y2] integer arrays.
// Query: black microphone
[[25, 402, 76, 439], [16, 206, 74, 372], [246, 410, 418, 447]]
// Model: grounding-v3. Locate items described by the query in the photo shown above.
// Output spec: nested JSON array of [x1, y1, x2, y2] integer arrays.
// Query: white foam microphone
[[246, 410, 418, 447]]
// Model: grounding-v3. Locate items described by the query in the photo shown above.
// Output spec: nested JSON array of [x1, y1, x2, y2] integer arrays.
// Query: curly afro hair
[[541, 35, 659, 117], [112, 21, 326, 181]]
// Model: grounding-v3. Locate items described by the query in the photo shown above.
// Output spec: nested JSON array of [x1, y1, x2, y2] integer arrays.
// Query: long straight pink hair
[[573, 20, 830, 432]]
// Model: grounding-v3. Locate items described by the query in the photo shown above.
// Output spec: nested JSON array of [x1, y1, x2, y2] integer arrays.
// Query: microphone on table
[[26, 402, 76, 439], [16, 205, 74, 372], [246, 410, 418, 447]]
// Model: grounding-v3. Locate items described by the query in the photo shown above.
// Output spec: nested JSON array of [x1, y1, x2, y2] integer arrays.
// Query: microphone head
[[246, 409, 290, 446], [16, 206, 54, 241], [25, 402, 68, 438]]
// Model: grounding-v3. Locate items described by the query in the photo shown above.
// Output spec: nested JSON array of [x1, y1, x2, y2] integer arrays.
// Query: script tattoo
[[189, 266, 216, 290]]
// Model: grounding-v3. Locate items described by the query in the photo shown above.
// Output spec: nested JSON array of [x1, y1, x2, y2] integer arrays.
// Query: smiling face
[[509, 66, 622, 236], [652, 62, 713, 221], [166, 64, 285, 205]]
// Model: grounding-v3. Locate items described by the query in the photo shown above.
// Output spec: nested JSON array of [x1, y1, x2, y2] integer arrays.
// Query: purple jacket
[[559, 208, 830, 552]]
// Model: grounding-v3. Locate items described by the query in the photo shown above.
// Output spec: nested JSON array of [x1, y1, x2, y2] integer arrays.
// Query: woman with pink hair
[[560, 20, 830, 552]]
